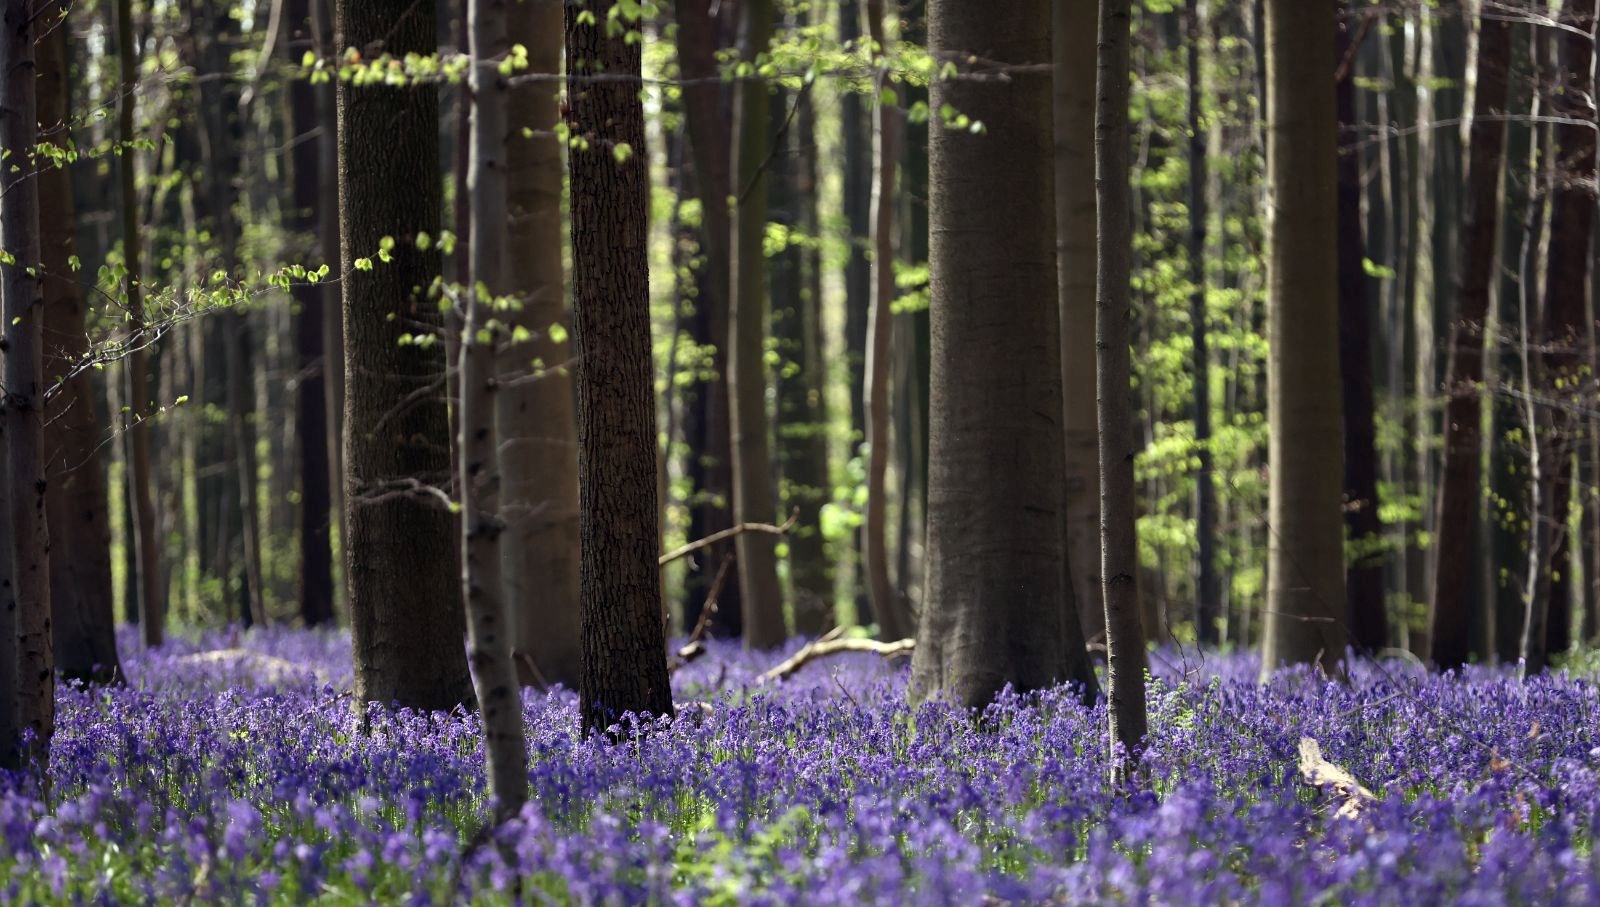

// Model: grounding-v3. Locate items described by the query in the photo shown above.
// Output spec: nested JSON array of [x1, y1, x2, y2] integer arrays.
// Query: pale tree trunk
[[336, 0, 473, 711], [1260, 0, 1346, 676], [864, 0, 912, 641], [1429, 0, 1512, 670], [119, 0, 164, 647], [1054, 0, 1104, 649], [1186, 0, 1220, 646], [567, 0, 675, 733], [1096, 0, 1147, 776], [729, 0, 787, 649], [501, 0, 580, 686], [39, 6, 123, 682], [462, 0, 529, 813], [911, 0, 1098, 710], [2, 0, 52, 763], [1521, 0, 1596, 678]]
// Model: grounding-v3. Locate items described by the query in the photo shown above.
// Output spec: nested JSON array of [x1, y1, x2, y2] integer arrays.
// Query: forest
[[0, 0, 1598, 901]]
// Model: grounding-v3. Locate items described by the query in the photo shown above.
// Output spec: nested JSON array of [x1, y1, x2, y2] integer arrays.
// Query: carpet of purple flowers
[[6, 629, 1600, 905]]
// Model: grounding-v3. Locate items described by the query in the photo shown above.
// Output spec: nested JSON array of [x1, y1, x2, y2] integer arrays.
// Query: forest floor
[[4, 628, 1600, 904]]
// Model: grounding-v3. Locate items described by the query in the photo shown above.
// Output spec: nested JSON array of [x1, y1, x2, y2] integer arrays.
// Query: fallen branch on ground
[[758, 632, 915, 684], [1297, 736, 1376, 820]]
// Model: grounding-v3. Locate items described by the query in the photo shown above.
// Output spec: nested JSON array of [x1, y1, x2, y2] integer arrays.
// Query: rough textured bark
[[336, 0, 472, 710], [863, 0, 911, 641], [1260, 0, 1346, 676], [671, 0, 743, 637], [2, 0, 53, 761], [911, 0, 1098, 709], [289, 0, 336, 627], [118, 0, 164, 647], [1335, 0, 1386, 656], [567, 0, 674, 732], [462, 0, 528, 811], [728, 0, 787, 649], [1522, 0, 1597, 678], [1185, 0, 1219, 646], [1429, 2, 1511, 670], [1054, 0, 1104, 648], [1096, 0, 1147, 774], [39, 7, 123, 681], [501, 0, 580, 686]]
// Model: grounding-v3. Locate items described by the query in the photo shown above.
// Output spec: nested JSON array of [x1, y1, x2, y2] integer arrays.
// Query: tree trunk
[[1260, 0, 1346, 676], [1184, 0, 1220, 646], [728, 0, 787, 649], [912, 0, 1098, 710], [567, 0, 675, 732], [1095, 0, 1147, 775], [39, 7, 123, 682], [863, 0, 911, 641], [841, 0, 873, 626], [1428, 0, 1512, 670], [671, 0, 743, 638], [1054, 0, 1105, 650], [501, 0, 581, 686], [1335, 1, 1386, 656], [461, 0, 529, 812], [336, 0, 472, 711], [118, 0, 164, 647], [1522, 0, 1597, 678], [1, 0, 53, 763]]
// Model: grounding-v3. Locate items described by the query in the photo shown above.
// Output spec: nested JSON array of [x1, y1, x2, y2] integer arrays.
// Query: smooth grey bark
[[1054, 0, 1105, 649], [911, 0, 1097, 709], [728, 0, 787, 649], [1096, 0, 1147, 776], [462, 0, 529, 813], [1260, 0, 1346, 677], [336, 0, 473, 711], [39, 8, 123, 682], [502, 0, 580, 686], [566, 0, 675, 733]]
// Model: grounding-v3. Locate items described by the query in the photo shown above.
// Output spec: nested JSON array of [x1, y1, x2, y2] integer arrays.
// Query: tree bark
[[336, 0, 472, 711], [863, 0, 912, 641], [501, 0, 580, 685], [728, 0, 787, 649], [567, 0, 675, 732], [1260, 0, 1346, 676], [2, 0, 53, 763], [912, 0, 1098, 710], [1334, 0, 1387, 656], [39, 5, 123, 682], [1521, 0, 1597, 678], [1428, 0, 1511, 670], [462, 0, 529, 812]]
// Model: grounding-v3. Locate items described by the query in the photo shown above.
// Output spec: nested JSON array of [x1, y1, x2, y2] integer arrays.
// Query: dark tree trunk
[[567, 0, 675, 732], [841, 0, 873, 625], [1428, 0, 1512, 670], [1187, 0, 1220, 646], [1335, 1, 1386, 655], [39, 6, 123, 682], [335, 0, 472, 710], [912, 0, 1098, 710]]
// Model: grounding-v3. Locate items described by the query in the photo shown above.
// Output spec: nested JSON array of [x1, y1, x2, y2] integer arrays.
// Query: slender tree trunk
[[864, 0, 911, 641], [2, 0, 53, 763], [118, 0, 164, 647], [729, 0, 787, 648], [1335, 0, 1386, 656], [461, 0, 529, 811], [1260, 0, 1346, 676], [912, 0, 1098, 709], [1522, 0, 1597, 678], [1429, 0, 1512, 670], [336, 0, 472, 711], [841, 0, 873, 625], [671, 0, 743, 637], [567, 0, 675, 732], [1184, 0, 1220, 646], [500, 0, 580, 685], [1096, 0, 1147, 776], [39, 7, 123, 681], [1054, 0, 1105, 650]]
